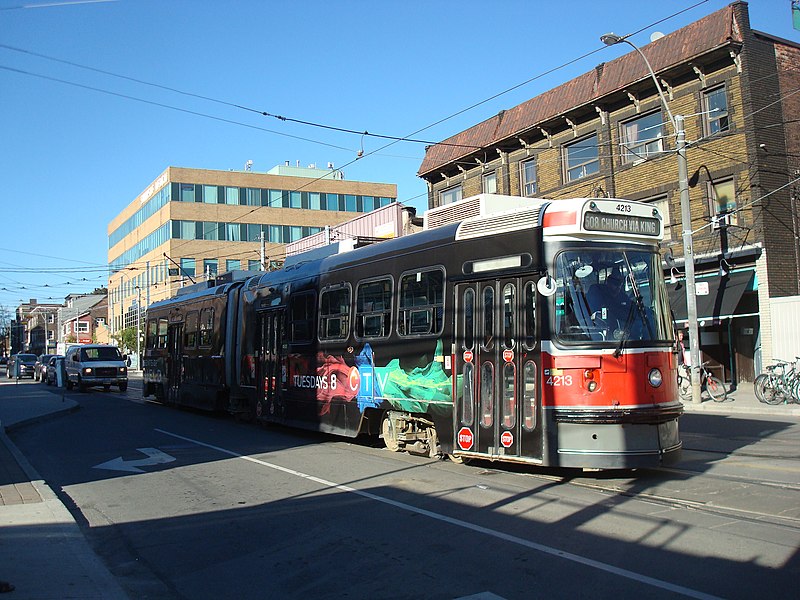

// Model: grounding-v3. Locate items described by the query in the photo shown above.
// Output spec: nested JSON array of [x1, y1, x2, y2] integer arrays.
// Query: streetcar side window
[[502, 362, 516, 428], [289, 292, 316, 343], [146, 319, 157, 348], [463, 288, 475, 350], [523, 282, 536, 349], [461, 362, 474, 426], [523, 361, 537, 430], [319, 284, 351, 341], [157, 318, 168, 348], [398, 268, 444, 337], [502, 283, 516, 349], [184, 311, 199, 348], [199, 308, 214, 347], [482, 286, 494, 350], [355, 277, 392, 339], [480, 361, 494, 428]]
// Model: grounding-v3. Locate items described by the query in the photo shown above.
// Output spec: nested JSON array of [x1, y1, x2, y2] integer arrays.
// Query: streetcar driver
[[587, 267, 631, 329]]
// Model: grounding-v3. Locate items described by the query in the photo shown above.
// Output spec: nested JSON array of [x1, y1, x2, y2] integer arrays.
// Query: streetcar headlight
[[648, 368, 663, 388], [584, 369, 598, 392]]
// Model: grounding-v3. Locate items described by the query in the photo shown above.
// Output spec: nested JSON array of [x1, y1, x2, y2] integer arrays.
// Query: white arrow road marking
[[93, 448, 176, 473]]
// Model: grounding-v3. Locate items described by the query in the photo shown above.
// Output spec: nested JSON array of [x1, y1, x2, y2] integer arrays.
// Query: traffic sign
[[457, 427, 473, 451], [500, 431, 514, 448]]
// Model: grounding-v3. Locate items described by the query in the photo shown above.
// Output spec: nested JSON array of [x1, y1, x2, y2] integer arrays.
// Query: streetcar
[[143, 194, 682, 469]]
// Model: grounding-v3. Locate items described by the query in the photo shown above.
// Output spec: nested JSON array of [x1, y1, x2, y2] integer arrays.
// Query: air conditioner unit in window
[[712, 212, 733, 229]]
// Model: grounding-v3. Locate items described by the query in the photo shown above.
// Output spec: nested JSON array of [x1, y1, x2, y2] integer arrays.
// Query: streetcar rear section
[[143, 278, 248, 412]]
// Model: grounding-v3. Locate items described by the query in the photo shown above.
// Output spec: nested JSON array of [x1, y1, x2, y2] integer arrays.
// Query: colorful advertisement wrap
[[290, 341, 454, 416]]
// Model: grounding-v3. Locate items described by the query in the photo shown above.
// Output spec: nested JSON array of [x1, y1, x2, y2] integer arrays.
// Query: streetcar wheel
[[381, 414, 401, 452], [447, 454, 472, 465], [706, 376, 727, 402]]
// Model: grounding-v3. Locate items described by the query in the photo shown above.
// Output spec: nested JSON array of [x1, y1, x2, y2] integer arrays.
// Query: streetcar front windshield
[[554, 249, 672, 345]]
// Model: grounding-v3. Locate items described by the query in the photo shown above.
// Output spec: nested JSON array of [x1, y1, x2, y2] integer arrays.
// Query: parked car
[[34, 354, 57, 382], [7, 353, 38, 379], [64, 344, 128, 392], [45, 355, 65, 386]]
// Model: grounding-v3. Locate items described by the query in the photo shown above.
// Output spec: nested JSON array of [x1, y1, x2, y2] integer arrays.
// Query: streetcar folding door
[[453, 279, 542, 460], [166, 323, 183, 404], [257, 309, 285, 420]]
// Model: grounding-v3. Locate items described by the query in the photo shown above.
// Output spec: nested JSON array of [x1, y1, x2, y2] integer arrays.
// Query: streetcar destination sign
[[583, 213, 660, 236]]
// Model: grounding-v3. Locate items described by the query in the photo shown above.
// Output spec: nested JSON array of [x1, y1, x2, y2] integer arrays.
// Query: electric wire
[[4, 0, 797, 307]]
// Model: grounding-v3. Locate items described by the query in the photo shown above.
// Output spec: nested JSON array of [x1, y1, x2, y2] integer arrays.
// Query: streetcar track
[[355, 443, 800, 530], [516, 470, 800, 529], [656, 464, 800, 491], [682, 445, 800, 460]]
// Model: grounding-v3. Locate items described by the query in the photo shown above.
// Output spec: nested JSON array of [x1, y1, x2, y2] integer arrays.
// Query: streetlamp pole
[[135, 285, 141, 372], [601, 32, 702, 404]]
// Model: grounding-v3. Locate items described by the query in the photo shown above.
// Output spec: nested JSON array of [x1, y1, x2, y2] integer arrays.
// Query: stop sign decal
[[500, 431, 514, 448], [457, 427, 474, 451]]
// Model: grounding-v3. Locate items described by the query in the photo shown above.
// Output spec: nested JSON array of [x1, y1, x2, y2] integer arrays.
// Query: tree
[[113, 327, 138, 354]]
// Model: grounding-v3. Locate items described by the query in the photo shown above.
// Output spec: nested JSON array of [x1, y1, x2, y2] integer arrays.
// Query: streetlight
[[134, 285, 142, 372], [109, 270, 131, 338], [601, 32, 702, 404]]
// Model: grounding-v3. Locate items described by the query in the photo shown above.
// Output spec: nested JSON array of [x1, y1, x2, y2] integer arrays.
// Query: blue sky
[[0, 0, 797, 311]]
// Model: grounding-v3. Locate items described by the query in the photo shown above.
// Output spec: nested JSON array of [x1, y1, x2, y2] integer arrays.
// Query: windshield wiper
[[613, 253, 655, 357]]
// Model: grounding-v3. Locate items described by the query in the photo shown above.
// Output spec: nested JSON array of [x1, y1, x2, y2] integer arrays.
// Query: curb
[[680, 400, 800, 417], [1, 399, 81, 434]]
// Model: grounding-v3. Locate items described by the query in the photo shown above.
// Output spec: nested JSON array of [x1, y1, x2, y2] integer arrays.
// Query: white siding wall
[[770, 295, 800, 362]]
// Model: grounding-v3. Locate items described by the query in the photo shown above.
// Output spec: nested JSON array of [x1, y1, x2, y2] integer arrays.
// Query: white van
[[64, 344, 128, 392]]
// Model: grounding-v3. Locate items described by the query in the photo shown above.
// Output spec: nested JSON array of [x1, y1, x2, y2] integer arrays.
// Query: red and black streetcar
[[143, 194, 682, 469]]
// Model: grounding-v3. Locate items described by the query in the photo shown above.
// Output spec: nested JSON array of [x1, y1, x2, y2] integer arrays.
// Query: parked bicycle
[[754, 358, 800, 405], [677, 361, 728, 402]]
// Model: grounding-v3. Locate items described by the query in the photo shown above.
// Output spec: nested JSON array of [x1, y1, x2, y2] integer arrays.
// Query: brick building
[[418, 2, 799, 385]]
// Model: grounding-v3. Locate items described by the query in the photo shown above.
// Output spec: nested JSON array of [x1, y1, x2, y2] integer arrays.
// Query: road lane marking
[[155, 428, 722, 600], [93, 447, 177, 473]]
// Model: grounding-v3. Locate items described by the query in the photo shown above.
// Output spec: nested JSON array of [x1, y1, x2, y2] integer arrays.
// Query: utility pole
[[260, 230, 266, 271], [601, 32, 702, 404]]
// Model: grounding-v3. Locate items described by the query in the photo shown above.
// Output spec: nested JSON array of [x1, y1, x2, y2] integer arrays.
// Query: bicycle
[[677, 361, 728, 402], [754, 358, 800, 405]]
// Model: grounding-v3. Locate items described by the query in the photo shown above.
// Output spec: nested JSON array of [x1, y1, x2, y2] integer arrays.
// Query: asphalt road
[[8, 380, 800, 600]]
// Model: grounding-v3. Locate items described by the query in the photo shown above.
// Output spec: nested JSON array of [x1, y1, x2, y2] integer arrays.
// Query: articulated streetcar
[[143, 194, 682, 469]]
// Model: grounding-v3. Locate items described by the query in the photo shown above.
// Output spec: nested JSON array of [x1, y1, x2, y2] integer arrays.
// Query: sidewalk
[[0, 373, 798, 598], [679, 381, 800, 416], [0, 376, 129, 599]]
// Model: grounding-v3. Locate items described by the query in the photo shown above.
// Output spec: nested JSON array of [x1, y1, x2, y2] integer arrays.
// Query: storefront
[[668, 268, 759, 386]]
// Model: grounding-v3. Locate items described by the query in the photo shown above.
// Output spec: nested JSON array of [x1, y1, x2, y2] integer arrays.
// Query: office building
[[108, 163, 396, 333]]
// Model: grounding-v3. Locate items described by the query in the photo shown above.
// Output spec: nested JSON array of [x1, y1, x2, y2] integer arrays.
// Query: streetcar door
[[258, 309, 285, 420], [166, 323, 183, 404], [454, 279, 542, 460]]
